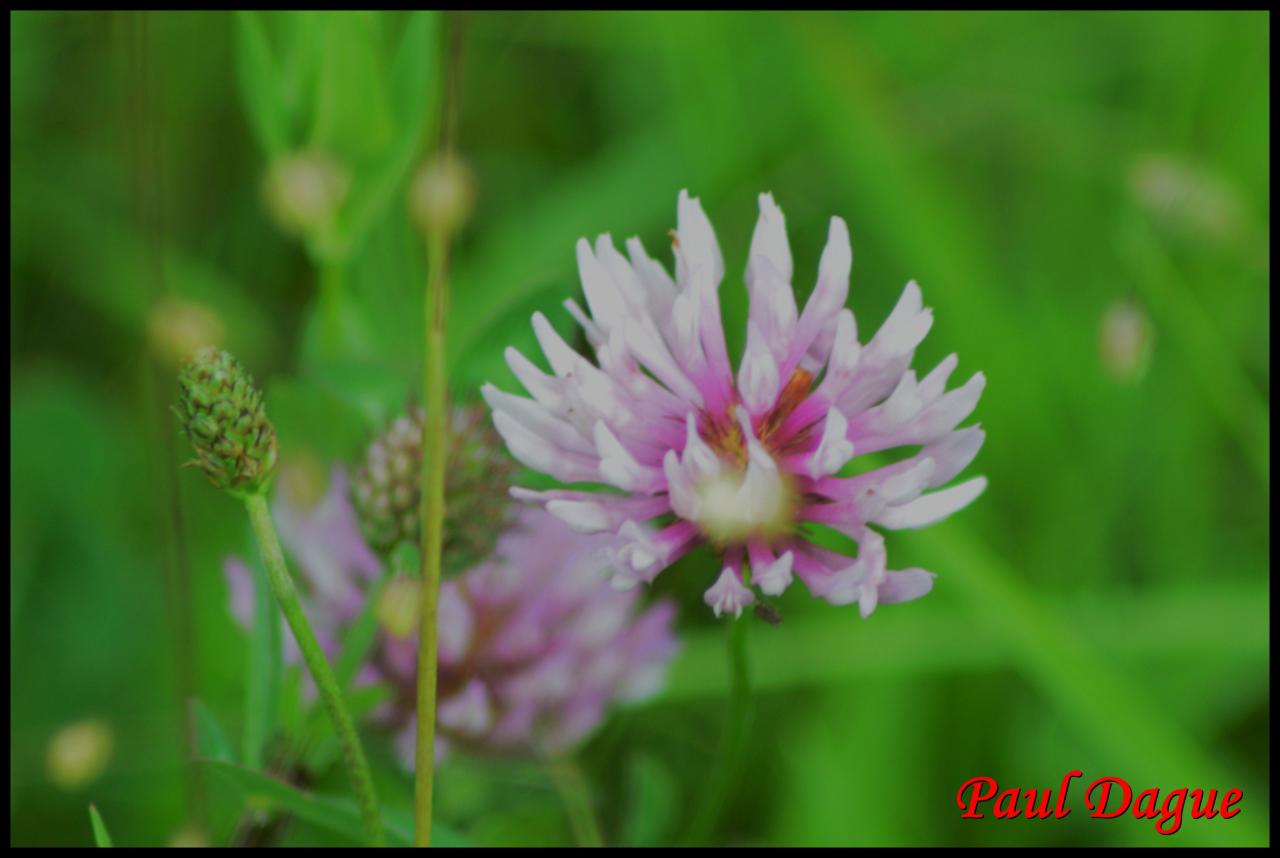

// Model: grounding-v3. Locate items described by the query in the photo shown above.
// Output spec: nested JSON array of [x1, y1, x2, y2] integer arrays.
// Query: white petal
[[703, 567, 755, 618], [909, 372, 986, 442], [663, 450, 699, 520], [617, 520, 660, 574], [624, 323, 705, 406], [785, 217, 851, 372], [492, 411, 598, 484], [875, 476, 987, 529], [755, 550, 794, 597], [858, 582, 880, 619], [593, 421, 655, 492], [749, 257, 799, 360], [877, 568, 936, 606], [562, 298, 604, 347], [626, 236, 677, 302], [676, 189, 724, 288], [808, 407, 855, 478], [735, 427, 784, 522], [877, 370, 924, 430], [880, 457, 936, 505], [924, 426, 985, 487], [747, 191, 792, 285], [815, 309, 861, 399], [546, 499, 612, 533], [815, 561, 863, 607], [682, 413, 721, 479], [531, 311, 581, 377], [918, 353, 959, 403], [801, 217, 851, 325], [595, 234, 649, 310], [669, 291, 706, 371], [576, 237, 629, 333], [481, 383, 594, 455], [505, 347, 566, 412], [874, 281, 933, 356], [737, 320, 781, 415]]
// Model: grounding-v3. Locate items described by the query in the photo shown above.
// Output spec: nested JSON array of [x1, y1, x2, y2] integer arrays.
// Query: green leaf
[[200, 758, 466, 847], [234, 11, 292, 157], [191, 699, 236, 764], [264, 375, 373, 464], [88, 804, 113, 847], [243, 552, 282, 770], [619, 754, 678, 847], [309, 12, 394, 162], [338, 11, 441, 258]]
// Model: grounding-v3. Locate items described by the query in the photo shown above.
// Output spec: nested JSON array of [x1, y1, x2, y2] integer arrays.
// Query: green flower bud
[[47, 718, 114, 790], [175, 347, 278, 497], [263, 150, 350, 244], [1099, 298, 1155, 384], [408, 153, 476, 239], [351, 403, 515, 573], [147, 296, 225, 370]]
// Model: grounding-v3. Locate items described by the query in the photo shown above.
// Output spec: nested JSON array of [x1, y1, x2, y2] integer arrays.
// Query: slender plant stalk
[[546, 756, 604, 847], [414, 227, 450, 847], [684, 618, 752, 845], [243, 492, 383, 847], [318, 255, 345, 358]]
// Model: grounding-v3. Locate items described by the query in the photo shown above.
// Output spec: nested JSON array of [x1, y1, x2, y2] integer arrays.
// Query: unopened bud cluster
[[175, 347, 278, 497], [351, 404, 515, 573]]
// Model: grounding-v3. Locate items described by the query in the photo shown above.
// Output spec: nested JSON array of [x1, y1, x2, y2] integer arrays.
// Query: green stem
[[318, 255, 345, 358], [684, 617, 752, 845], [546, 756, 604, 847], [414, 228, 450, 847], [243, 492, 383, 847]]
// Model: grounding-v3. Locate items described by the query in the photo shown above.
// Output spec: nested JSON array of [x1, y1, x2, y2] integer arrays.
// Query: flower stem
[[414, 227, 450, 847], [243, 492, 383, 847], [546, 756, 604, 847], [684, 617, 752, 845], [318, 255, 345, 358]]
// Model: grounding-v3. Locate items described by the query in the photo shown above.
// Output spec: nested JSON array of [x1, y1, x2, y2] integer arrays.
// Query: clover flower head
[[378, 507, 679, 761], [484, 190, 987, 618], [225, 470, 677, 763]]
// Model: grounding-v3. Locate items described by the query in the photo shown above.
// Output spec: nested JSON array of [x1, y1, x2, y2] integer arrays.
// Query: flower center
[[681, 368, 818, 546], [691, 463, 795, 546]]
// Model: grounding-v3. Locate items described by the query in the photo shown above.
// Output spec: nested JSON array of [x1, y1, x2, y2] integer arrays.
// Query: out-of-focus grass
[[10, 10, 1268, 847]]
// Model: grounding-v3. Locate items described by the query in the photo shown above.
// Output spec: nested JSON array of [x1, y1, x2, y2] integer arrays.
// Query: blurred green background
[[9, 10, 1269, 847]]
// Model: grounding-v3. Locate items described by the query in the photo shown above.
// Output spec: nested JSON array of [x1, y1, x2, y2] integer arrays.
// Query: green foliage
[[10, 10, 1269, 847], [88, 805, 114, 847]]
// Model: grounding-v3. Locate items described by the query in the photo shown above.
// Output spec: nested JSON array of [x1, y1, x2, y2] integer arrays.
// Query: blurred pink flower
[[224, 468, 677, 763], [377, 507, 678, 761], [484, 190, 987, 618]]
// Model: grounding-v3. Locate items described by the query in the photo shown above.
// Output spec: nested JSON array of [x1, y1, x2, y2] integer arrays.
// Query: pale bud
[[376, 576, 421, 639], [1099, 298, 1154, 383], [147, 297, 225, 370], [263, 151, 350, 239], [168, 825, 210, 848], [46, 719, 114, 789], [276, 452, 330, 513], [1129, 154, 1243, 244], [409, 154, 475, 237]]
